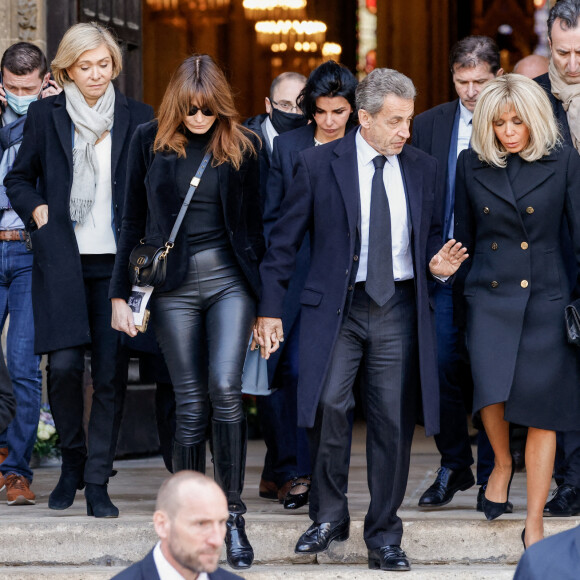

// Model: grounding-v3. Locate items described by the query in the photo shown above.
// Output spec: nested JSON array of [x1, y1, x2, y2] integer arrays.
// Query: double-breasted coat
[[5, 89, 154, 354], [258, 128, 443, 434], [108, 120, 264, 303], [454, 147, 580, 430]]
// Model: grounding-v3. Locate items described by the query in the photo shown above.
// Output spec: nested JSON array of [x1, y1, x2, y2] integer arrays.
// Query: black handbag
[[565, 298, 580, 346], [129, 152, 212, 287]]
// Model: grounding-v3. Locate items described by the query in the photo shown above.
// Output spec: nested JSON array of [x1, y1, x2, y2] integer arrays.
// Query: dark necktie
[[365, 155, 395, 306]]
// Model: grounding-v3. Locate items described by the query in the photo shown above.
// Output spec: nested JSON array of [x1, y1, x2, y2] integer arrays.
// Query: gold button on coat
[[526, 207, 534, 214], [521, 242, 529, 250], [521, 280, 529, 288], [491, 281, 499, 288], [483, 207, 490, 214], [491, 242, 498, 250]]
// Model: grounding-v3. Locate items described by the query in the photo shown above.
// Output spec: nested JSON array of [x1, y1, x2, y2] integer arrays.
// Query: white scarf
[[63, 81, 115, 224], [549, 59, 580, 153]]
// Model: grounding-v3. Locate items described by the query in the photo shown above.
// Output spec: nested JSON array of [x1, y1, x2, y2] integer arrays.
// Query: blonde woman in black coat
[[454, 74, 580, 548], [6, 23, 153, 517]]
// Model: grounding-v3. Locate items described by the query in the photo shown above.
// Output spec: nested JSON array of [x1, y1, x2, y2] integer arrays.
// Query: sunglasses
[[188, 106, 214, 117]]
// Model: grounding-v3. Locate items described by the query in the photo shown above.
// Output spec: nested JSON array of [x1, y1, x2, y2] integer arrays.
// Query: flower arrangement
[[33, 405, 60, 459]]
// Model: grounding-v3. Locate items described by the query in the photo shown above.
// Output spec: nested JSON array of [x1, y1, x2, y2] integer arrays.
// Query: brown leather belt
[[0, 230, 26, 241]]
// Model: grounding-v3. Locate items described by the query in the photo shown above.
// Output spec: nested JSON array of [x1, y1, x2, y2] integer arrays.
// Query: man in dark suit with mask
[[244, 72, 308, 503]]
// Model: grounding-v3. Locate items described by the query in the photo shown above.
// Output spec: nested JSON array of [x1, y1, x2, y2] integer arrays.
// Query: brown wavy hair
[[154, 54, 257, 169]]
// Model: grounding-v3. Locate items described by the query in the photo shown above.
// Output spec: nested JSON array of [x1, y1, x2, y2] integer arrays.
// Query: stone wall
[[0, 0, 47, 62]]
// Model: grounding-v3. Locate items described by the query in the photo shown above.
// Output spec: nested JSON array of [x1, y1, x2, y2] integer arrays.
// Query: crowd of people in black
[[1, 0, 580, 576]]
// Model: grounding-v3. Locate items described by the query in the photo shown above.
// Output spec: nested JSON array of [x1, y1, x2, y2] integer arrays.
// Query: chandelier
[[255, 19, 326, 52], [243, 0, 307, 21], [146, 0, 231, 14], [322, 42, 342, 59]]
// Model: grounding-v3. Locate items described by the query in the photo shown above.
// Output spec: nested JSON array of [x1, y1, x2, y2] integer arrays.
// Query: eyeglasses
[[188, 106, 214, 117], [271, 99, 300, 113]]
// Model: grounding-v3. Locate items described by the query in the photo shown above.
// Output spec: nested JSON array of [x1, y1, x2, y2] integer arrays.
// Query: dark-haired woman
[[110, 54, 263, 570], [5, 22, 153, 518], [261, 60, 358, 510]]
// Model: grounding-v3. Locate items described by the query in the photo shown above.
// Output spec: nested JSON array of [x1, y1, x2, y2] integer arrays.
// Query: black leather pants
[[153, 247, 255, 446]]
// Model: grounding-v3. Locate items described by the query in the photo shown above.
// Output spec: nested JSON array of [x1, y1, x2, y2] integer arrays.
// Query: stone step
[[1, 514, 577, 567], [0, 563, 518, 580]]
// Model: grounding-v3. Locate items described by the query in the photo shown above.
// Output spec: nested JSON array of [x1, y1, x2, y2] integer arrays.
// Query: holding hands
[[252, 317, 284, 359]]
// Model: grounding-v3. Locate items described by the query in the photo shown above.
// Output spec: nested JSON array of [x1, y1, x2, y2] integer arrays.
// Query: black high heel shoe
[[284, 476, 311, 510], [482, 464, 515, 521], [521, 528, 526, 551], [85, 483, 119, 518]]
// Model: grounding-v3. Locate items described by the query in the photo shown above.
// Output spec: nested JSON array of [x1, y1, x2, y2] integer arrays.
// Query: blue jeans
[[0, 241, 42, 482]]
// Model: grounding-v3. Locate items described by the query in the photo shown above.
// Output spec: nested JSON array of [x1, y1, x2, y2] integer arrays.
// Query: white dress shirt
[[263, 116, 278, 152], [355, 128, 413, 283], [152, 542, 209, 580], [456, 100, 473, 158]]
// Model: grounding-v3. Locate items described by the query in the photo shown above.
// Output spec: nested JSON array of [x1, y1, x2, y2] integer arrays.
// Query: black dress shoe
[[48, 471, 85, 510], [418, 466, 475, 507], [544, 484, 580, 517], [482, 465, 515, 521], [368, 545, 410, 571], [294, 515, 350, 554]]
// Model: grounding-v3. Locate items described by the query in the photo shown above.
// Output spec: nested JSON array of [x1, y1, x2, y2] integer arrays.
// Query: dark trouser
[[556, 431, 580, 488], [153, 247, 255, 514], [308, 282, 418, 549], [47, 255, 128, 485], [257, 315, 311, 486], [432, 284, 493, 484]]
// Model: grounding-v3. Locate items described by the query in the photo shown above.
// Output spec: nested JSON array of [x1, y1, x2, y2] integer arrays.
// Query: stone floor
[[0, 424, 578, 579]]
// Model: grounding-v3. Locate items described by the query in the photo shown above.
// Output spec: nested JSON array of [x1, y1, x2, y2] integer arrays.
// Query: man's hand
[[41, 78, 61, 99], [252, 317, 284, 360], [429, 239, 468, 278], [111, 298, 138, 337], [32, 204, 48, 229]]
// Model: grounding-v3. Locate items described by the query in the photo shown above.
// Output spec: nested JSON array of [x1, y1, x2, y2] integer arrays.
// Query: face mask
[[270, 107, 308, 134], [4, 87, 41, 116]]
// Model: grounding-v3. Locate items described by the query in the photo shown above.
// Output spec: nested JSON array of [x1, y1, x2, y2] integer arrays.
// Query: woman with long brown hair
[[110, 54, 263, 569]]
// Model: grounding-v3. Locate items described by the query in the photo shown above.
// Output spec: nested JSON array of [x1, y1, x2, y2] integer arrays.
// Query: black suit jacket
[[411, 99, 458, 226], [109, 120, 264, 301], [258, 128, 442, 434], [112, 548, 243, 579], [5, 89, 154, 354]]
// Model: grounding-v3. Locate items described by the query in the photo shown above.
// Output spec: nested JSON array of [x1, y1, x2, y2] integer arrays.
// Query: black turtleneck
[[176, 124, 228, 254]]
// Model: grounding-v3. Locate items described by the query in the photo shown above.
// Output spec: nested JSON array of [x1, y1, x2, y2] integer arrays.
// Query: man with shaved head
[[513, 55, 549, 79], [114, 472, 242, 579]]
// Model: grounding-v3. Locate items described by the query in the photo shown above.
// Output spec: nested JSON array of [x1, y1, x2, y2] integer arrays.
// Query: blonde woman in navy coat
[[454, 74, 580, 548]]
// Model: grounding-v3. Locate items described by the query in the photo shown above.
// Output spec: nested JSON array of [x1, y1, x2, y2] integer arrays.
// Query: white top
[[74, 132, 117, 254], [153, 542, 209, 580], [355, 128, 413, 283]]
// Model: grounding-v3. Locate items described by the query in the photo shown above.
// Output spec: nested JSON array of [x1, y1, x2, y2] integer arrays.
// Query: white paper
[[128, 285, 154, 326]]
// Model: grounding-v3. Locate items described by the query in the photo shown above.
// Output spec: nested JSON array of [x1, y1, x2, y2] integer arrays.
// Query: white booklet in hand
[[128, 285, 154, 329]]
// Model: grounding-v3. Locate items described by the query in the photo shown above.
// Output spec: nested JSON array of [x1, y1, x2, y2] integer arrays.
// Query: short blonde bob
[[471, 74, 560, 168], [51, 22, 123, 87]]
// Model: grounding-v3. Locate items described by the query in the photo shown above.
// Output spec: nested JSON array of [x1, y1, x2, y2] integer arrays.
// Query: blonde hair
[[51, 22, 123, 87], [471, 74, 560, 168], [154, 54, 257, 170]]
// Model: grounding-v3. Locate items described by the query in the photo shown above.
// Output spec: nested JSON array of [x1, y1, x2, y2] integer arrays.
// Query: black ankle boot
[[172, 441, 206, 474], [212, 420, 254, 569], [48, 450, 86, 510], [85, 483, 118, 518], [226, 513, 254, 569]]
